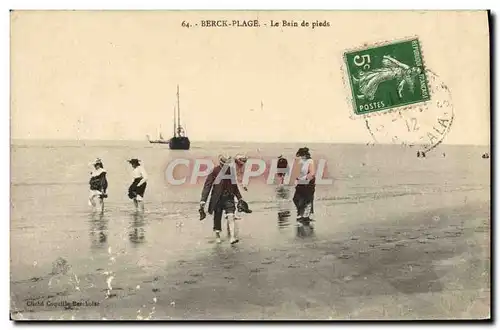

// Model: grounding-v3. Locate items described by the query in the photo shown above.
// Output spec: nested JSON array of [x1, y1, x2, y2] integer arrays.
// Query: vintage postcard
[[10, 10, 490, 320]]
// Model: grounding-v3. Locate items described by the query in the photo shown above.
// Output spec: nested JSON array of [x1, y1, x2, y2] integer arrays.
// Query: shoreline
[[11, 189, 490, 320]]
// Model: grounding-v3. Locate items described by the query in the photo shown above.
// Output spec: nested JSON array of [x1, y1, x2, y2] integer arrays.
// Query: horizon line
[[9, 138, 490, 146]]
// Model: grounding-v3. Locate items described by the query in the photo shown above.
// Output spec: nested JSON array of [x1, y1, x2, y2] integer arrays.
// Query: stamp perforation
[[342, 35, 432, 120], [341, 36, 455, 153]]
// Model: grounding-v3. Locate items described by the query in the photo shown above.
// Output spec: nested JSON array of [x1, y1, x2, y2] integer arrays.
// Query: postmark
[[344, 38, 430, 115], [364, 69, 454, 153]]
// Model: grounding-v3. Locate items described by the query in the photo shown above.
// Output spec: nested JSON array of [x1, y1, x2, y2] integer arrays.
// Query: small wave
[[315, 190, 420, 203], [11, 182, 87, 187]]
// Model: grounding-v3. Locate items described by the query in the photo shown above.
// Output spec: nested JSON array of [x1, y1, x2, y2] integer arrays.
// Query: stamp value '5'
[[344, 38, 430, 115]]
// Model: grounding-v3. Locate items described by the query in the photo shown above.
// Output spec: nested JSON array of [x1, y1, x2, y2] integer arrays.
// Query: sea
[[10, 140, 490, 317]]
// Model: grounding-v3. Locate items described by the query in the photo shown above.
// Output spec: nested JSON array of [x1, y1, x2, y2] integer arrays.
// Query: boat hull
[[169, 137, 190, 150]]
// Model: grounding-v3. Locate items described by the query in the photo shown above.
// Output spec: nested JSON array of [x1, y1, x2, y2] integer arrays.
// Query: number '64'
[[353, 54, 371, 70]]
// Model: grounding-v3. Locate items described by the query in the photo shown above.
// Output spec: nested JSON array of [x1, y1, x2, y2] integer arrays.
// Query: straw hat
[[93, 158, 104, 167], [234, 153, 248, 164], [218, 154, 231, 166]]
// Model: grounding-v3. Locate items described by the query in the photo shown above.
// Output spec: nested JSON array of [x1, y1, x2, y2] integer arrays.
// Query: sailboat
[[169, 85, 191, 150], [147, 127, 169, 144]]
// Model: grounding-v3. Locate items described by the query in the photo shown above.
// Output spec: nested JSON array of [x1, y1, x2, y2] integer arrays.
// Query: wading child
[[88, 158, 108, 213], [128, 158, 148, 212], [276, 155, 291, 221]]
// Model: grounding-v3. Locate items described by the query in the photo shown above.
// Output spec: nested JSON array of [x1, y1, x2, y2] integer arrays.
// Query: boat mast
[[177, 85, 181, 130], [173, 105, 177, 137]]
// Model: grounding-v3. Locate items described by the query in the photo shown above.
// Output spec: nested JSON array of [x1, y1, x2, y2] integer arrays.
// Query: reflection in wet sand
[[129, 211, 146, 245], [276, 185, 291, 230], [89, 211, 108, 249], [296, 220, 315, 238], [275, 185, 315, 237], [278, 210, 291, 229]]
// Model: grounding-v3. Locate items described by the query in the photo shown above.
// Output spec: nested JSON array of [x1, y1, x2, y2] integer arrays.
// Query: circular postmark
[[364, 69, 454, 153]]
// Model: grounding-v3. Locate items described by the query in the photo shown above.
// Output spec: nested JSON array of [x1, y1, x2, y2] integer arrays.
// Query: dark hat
[[277, 156, 288, 169], [128, 158, 141, 165], [296, 147, 310, 157], [237, 199, 252, 214]]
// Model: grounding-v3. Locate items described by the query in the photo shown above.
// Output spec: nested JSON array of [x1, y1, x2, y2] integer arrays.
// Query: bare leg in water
[[135, 196, 145, 213], [226, 212, 239, 244], [90, 193, 104, 213], [97, 197, 104, 213]]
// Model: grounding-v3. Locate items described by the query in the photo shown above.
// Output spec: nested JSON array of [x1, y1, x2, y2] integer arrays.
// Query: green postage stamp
[[344, 38, 430, 115]]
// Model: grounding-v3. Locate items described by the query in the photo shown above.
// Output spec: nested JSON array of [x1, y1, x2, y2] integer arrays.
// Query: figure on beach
[[352, 55, 422, 101], [417, 151, 426, 158], [88, 158, 108, 213], [293, 148, 316, 229], [199, 154, 248, 244], [276, 155, 291, 228], [276, 155, 289, 186], [234, 154, 249, 192], [128, 158, 148, 212]]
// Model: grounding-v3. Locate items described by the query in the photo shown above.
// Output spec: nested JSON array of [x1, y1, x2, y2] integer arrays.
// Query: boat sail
[[169, 85, 191, 150], [147, 123, 169, 144]]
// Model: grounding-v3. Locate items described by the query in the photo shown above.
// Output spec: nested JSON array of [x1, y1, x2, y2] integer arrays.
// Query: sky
[[10, 11, 490, 144]]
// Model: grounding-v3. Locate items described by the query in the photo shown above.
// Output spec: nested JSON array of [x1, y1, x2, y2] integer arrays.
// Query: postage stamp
[[344, 38, 430, 115]]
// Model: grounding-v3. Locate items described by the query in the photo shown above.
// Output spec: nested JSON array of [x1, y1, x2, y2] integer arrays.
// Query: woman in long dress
[[293, 148, 316, 226]]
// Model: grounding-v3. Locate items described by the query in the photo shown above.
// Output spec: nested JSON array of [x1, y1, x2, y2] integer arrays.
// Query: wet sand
[[11, 189, 490, 320]]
